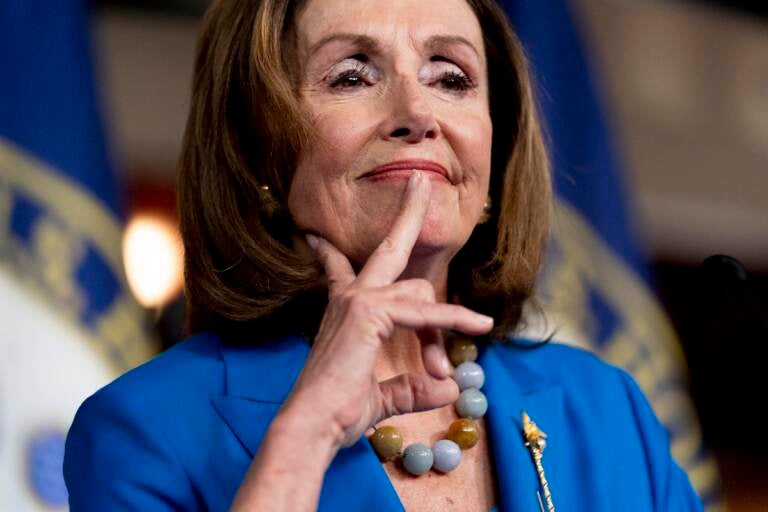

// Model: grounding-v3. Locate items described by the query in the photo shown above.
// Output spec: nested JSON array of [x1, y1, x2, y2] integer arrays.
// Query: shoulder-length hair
[[178, 0, 551, 341]]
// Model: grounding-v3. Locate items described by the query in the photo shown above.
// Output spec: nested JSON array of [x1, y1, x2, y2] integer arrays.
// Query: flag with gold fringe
[[0, 0, 156, 509], [500, 0, 723, 508]]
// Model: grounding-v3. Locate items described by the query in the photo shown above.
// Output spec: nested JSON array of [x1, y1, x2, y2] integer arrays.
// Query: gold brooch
[[522, 411, 555, 512]]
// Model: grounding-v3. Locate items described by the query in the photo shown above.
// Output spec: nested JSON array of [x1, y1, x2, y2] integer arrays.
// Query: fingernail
[[407, 171, 423, 190], [480, 314, 494, 326], [305, 233, 319, 249]]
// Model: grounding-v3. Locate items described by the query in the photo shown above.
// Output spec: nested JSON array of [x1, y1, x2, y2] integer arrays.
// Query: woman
[[64, 0, 703, 510]]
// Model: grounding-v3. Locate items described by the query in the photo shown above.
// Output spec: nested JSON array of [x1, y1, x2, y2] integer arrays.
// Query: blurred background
[[1, 0, 766, 510]]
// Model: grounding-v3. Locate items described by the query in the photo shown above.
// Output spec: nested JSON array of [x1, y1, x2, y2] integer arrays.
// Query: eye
[[437, 70, 475, 92], [429, 56, 477, 95], [330, 66, 367, 88], [328, 55, 374, 89]]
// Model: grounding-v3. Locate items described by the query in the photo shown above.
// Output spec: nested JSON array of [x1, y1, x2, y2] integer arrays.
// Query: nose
[[381, 76, 440, 143]]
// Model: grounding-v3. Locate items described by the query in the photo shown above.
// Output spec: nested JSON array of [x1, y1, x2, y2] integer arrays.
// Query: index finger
[[357, 171, 431, 287]]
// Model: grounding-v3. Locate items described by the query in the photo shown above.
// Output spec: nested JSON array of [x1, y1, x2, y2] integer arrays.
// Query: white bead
[[453, 361, 485, 391], [455, 388, 488, 419], [432, 439, 462, 472]]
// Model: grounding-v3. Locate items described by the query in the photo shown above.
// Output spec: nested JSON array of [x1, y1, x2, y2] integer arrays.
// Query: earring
[[478, 195, 491, 224], [257, 183, 280, 216]]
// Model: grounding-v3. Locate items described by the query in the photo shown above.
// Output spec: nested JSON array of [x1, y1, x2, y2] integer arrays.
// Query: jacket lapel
[[211, 334, 405, 511], [211, 335, 309, 458], [480, 343, 567, 512]]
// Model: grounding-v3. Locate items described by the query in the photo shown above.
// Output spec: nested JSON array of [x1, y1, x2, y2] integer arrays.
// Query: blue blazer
[[64, 332, 703, 511]]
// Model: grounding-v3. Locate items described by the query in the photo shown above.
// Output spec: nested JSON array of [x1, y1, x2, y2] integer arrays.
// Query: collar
[[218, 333, 310, 403]]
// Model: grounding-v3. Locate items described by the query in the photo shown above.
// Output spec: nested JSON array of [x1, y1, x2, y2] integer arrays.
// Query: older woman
[[64, 0, 703, 510]]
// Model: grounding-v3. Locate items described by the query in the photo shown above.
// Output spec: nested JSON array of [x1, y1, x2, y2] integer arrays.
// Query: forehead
[[295, 0, 484, 59]]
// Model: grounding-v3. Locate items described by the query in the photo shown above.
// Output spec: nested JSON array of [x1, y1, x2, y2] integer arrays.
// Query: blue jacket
[[64, 332, 703, 511]]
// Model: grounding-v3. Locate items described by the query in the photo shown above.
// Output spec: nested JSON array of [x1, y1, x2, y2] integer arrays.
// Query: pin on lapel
[[522, 411, 555, 512]]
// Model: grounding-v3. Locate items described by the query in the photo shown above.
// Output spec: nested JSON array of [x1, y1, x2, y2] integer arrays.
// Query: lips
[[359, 159, 451, 183]]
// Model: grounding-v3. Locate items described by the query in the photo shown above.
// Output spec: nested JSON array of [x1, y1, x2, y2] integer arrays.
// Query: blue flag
[[499, 0, 722, 508], [0, 1, 155, 509]]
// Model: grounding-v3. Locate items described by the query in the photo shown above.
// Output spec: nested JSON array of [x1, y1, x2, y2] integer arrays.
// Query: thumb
[[377, 373, 459, 421], [418, 328, 452, 379]]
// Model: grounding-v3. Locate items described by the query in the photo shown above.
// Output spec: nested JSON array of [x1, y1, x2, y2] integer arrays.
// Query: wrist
[[232, 401, 339, 512], [269, 395, 344, 466]]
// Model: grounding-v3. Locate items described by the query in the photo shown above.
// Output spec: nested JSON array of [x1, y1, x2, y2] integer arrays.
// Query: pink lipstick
[[360, 159, 451, 183]]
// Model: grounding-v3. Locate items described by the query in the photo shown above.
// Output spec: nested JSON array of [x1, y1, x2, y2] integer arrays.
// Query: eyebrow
[[426, 35, 480, 58], [307, 32, 480, 60], [308, 33, 379, 59]]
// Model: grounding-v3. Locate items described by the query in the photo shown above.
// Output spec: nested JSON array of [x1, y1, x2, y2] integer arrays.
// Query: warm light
[[123, 214, 183, 308]]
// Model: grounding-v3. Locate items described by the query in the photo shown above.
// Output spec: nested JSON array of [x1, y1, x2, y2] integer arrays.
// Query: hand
[[283, 171, 494, 450]]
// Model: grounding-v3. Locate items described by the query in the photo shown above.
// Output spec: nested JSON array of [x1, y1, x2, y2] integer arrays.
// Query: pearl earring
[[478, 195, 491, 224]]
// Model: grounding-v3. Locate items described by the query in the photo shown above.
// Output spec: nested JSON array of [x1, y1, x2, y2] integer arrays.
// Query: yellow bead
[[369, 426, 403, 461], [447, 336, 478, 366], [447, 419, 479, 449]]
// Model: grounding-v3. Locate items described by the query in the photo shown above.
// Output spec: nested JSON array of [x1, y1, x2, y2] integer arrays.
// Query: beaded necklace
[[368, 334, 557, 511], [368, 334, 486, 475]]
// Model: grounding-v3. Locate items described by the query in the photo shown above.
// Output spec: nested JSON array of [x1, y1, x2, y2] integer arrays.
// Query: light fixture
[[122, 213, 183, 308]]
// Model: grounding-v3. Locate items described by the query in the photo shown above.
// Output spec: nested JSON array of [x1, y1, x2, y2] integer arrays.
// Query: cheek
[[306, 104, 378, 173], [430, 109, 492, 234], [442, 105, 493, 200], [454, 112, 492, 175], [287, 104, 377, 235]]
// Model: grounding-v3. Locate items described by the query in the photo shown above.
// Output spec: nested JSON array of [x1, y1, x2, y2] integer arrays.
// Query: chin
[[340, 195, 473, 266], [411, 211, 468, 257], [344, 220, 462, 269]]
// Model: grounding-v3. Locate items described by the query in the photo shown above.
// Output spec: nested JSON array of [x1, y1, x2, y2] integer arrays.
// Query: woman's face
[[288, 0, 492, 267]]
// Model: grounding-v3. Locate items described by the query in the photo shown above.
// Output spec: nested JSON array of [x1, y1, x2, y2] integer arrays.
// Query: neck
[[374, 255, 451, 381]]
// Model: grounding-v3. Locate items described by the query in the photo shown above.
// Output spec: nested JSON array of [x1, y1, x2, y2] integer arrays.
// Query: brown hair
[[178, 0, 551, 341]]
